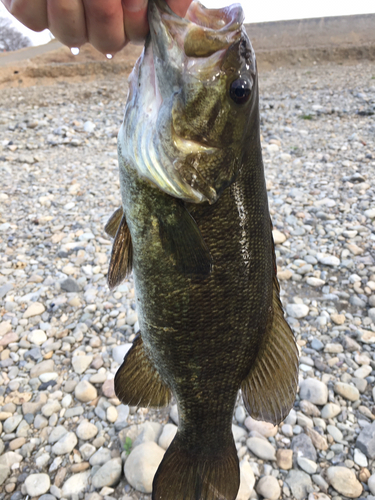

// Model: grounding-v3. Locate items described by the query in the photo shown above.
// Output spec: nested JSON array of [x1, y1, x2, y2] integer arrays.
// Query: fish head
[[120, 0, 258, 204]]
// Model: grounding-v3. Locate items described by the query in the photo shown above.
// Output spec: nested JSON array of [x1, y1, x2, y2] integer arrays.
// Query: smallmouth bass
[[105, 1, 298, 499]]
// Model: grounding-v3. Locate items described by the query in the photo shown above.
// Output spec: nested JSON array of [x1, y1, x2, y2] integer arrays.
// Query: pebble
[[286, 470, 312, 500], [256, 475, 281, 500], [326, 466, 363, 498], [124, 442, 165, 493], [286, 303, 310, 319], [76, 420, 98, 440], [244, 417, 278, 437], [276, 449, 293, 469], [158, 423, 178, 450], [237, 460, 255, 500], [74, 380, 97, 402], [23, 302, 45, 318], [52, 432, 78, 455], [246, 437, 276, 460], [299, 378, 328, 405], [91, 458, 122, 488], [24, 473, 50, 497], [61, 471, 91, 497], [72, 355, 93, 374], [334, 382, 360, 401]]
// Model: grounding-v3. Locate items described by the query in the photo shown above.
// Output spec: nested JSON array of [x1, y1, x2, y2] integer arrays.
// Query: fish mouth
[[149, 0, 245, 86]]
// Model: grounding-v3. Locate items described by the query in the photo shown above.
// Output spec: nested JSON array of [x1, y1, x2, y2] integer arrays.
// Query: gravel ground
[[0, 59, 375, 500]]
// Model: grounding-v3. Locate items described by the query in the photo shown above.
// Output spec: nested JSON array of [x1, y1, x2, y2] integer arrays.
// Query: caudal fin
[[152, 433, 239, 500]]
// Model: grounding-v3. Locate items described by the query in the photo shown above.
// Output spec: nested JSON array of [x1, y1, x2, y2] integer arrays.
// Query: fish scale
[[106, 0, 299, 498]]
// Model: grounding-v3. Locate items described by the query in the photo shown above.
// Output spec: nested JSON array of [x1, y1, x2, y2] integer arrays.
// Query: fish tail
[[152, 432, 239, 500]]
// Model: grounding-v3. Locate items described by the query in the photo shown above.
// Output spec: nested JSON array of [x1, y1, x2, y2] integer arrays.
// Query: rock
[[62, 471, 91, 497], [24, 473, 50, 497], [356, 422, 375, 459], [3, 415, 22, 433], [321, 403, 341, 419], [334, 382, 360, 401], [330, 313, 345, 325], [354, 365, 372, 379], [112, 344, 132, 365], [306, 277, 325, 287], [235, 406, 246, 425], [91, 458, 122, 488], [246, 437, 276, 461], [42, 400, 61, 417], [52, 432, 78, 455], [49, 426, 68, 444], [89, 447, 112, 466], [368, 474, 375, 495], [276, 449, 293, 470], [0, 452, 23, 467], [286, 303, 309, 319], [0, 466, 10, 486], [291, 433, 317, 462], [244, 417, 278, 437], [304, 428, 328, 451], [76, 420, 98, 440], [236, 460, 255, 500], [299, 378, 328, 405], [27, 329, 47, 345], [30, 360, 55, 378], [354, 448, 368, 467], [102, 379, 116, 398], [285, 470, 312, 500], [326, 466, 363, 498], [23, 302, 45, 318], [60, 278, 80, 292], [133, 422, 162, 447], [124, 442, 165, 493], [297, 456, 317, 474], [80, 443, 96, 460], [232, 424, 247, 442], [158, 424, 178, 450], [72, 355, 93, 374], [74, 380, 97, 402], [256, 475, 281, 500], [273, 229, 287, 244], [316, 253, 340, 267], [106, 406, 118, 423]]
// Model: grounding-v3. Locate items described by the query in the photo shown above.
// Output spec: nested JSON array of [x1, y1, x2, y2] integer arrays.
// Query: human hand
[[1, 0, 193, 54]]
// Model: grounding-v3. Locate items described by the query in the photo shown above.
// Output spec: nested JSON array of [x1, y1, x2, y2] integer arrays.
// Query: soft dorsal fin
[[107, 214, 133, 290], [105, 206, 123, 238], [241, 227, 299, 424], [158, 203, 213, 277], [115, 334, 171, 407]]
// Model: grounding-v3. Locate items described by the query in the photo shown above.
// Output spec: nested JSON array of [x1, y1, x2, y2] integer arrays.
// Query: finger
[[166, 0, 193, 17], [47, 0, 87, 48], [83, 0, 127, 54], [2, 0, 48, 32], [122, 0, 148, 44]]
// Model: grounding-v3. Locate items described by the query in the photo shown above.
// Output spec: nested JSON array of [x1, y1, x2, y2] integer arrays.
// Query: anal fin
[[241, 274, 299, 425], [115, 334, 171, 408], [107, 213, 133, 290], [105, 206, 123, 238]]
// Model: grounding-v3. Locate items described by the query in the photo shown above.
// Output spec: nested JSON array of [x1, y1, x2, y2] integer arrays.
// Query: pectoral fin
[[241, 274, 299, 425], [115, 334, 171, 407], [107, 214, 133, 290], [158, 203, 213, 277], [105, 206, 123, 238]]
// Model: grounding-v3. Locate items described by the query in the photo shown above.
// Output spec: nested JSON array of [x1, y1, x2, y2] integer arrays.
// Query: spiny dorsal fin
[[105, 206, 123, 238], [115, 334, 171, 408], [241, 225, 299, 425], [158, 204, 212, 277], [107, 214, 133, 290]]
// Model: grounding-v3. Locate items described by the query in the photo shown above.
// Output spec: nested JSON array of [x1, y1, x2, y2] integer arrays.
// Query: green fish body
[[106, 1, 299, 499]]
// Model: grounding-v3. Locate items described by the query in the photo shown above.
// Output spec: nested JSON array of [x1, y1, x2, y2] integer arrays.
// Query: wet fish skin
[[107, 1, 299, 499]]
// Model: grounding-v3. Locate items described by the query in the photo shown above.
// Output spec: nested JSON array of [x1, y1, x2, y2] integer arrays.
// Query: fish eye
[[229, 77, 252, 104]]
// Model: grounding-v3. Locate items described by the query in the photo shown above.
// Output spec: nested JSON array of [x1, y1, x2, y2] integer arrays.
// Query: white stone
[[297, 456, 317, 474], [354, 365, 372, 379], [316, 253, 340, 267], [74, 380, 97, 402], [23, 302, 45, 318], [306, 277, 325, 287], [246, 437, 276, 461], [24, 473, 50, 497], [237, 460, 255, 500], [62, 471, 91, 497], [158, 424, 178, 450], [76, 420, 98, 440], [72, 355, 93, 374], [112, 344, 132, 365], [52, 432, 78, 455], [368, 473, 375, 495], [286, 303, 309, 319], [27, 329, 47, 345], [124, 442, 165, 493], [354, 448, 368, 467], [244, 417, 278, 437], [92, 458, 122, 488], [326, 466, 362, 498], [321, 403, 341, 419], [256, 475, 281, 500], [273, 229, 287, 244], [299, 378, 328, 405]]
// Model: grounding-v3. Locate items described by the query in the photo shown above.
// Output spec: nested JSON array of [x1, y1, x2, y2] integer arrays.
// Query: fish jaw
[[118, 0, 257, 204]]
